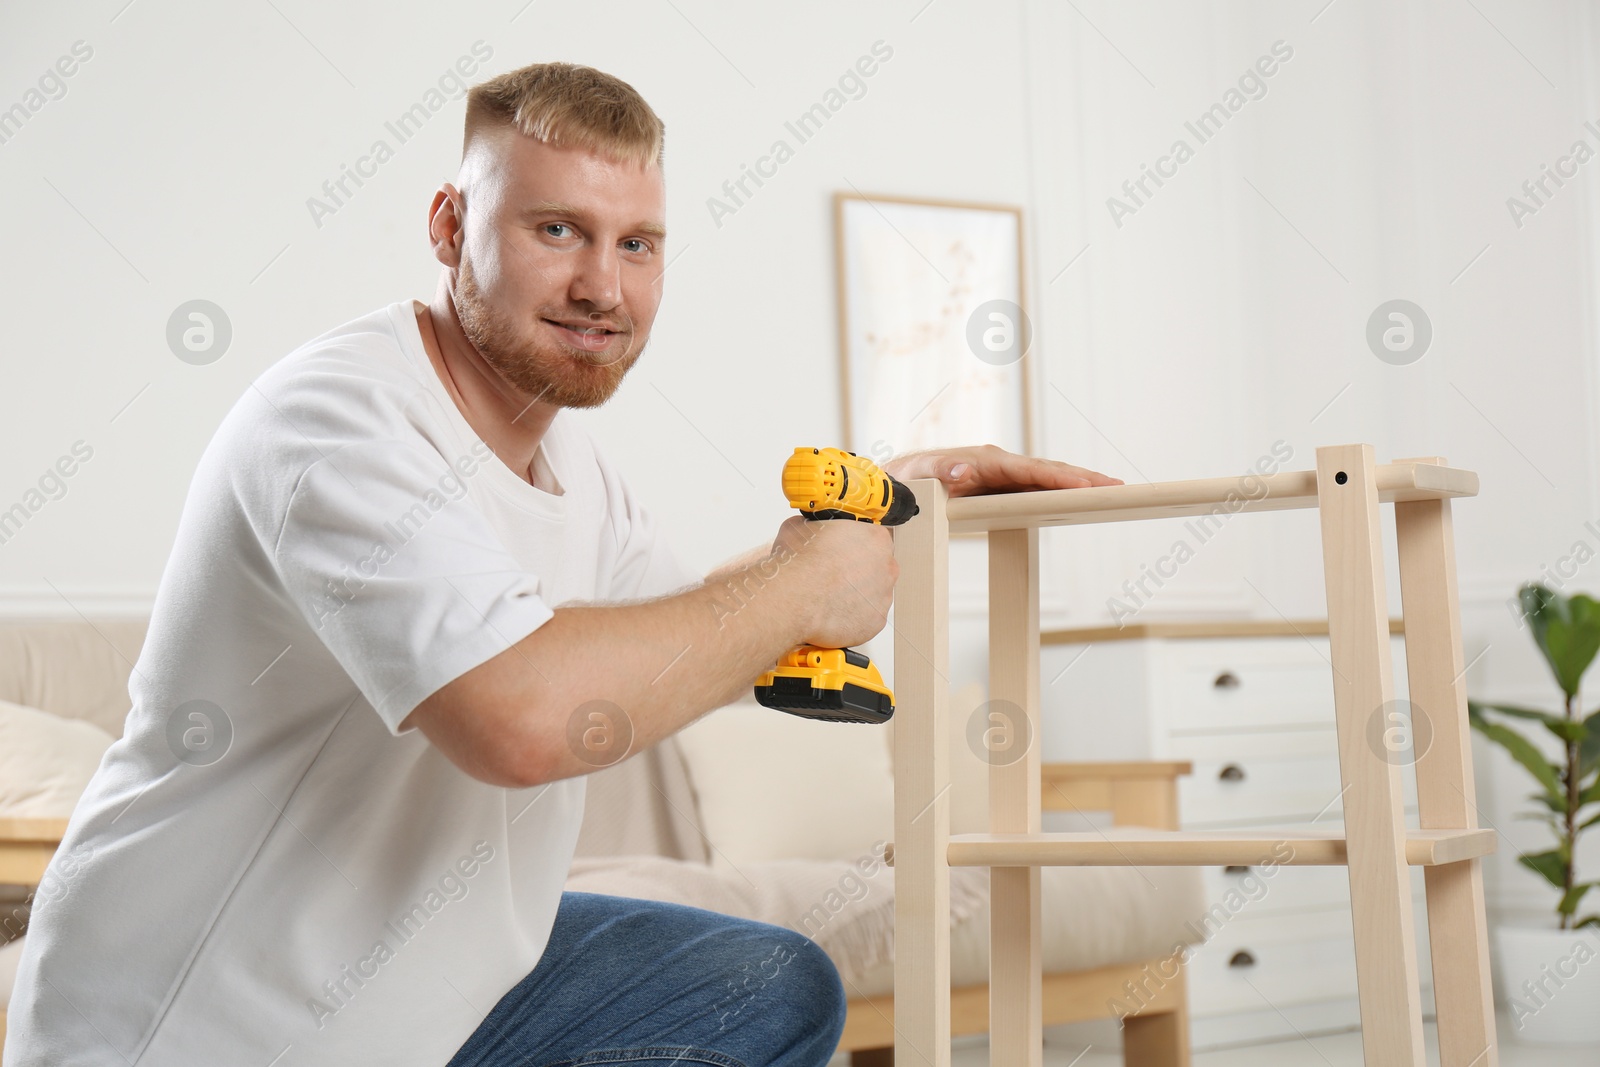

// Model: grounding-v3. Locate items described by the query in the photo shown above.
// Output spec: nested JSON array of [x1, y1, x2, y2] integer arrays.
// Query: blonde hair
[[463, 62, 663, 169]]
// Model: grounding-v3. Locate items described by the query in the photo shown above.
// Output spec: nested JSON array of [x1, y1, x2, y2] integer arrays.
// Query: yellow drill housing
[[754, 646, 895, 725], [754, 447, 917, 725], [781, 447, 919, 526]]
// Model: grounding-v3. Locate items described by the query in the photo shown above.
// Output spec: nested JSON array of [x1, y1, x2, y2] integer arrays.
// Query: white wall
[[4, 1, 1599, 920], [1015, 0, 1600, 921], [0, 0, 1036, 607]]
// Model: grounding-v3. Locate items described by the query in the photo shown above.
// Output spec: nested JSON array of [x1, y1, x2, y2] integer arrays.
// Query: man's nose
[[569, 243, 621, 310]]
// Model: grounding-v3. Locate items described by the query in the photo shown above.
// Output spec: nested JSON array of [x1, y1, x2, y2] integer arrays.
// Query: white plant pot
[[1493, 922, 1600, 1044]]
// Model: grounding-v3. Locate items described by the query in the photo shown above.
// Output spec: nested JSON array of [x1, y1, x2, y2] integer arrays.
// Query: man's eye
[[543, 223, 572, 238], [622, 239, 649, 254]]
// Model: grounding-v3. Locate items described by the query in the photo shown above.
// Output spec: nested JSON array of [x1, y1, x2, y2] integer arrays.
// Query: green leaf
[[1582, 778, 1600, 807], [1475, 701, 1590, 750], [1520, 849, 1569, 889], [1578, 810, 1600, 832], [1552, 720, 1590, 743], [1472, 715, 1566, 797], [1581, 709, 1600, 777], [1474, 701, 1565, 728], [1519, 584, 1600, 701], [1527, 790, 1569, 815], [1559, 883, 1598, 916], [1577, 915, 1600, 929]]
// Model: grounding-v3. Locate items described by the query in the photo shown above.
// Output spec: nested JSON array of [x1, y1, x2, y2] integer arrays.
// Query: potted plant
[[1470, 583, 1600, 1043]]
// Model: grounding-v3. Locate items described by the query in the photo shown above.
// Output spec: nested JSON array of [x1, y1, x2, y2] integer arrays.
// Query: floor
[[929, 1013, 1597, 1065]]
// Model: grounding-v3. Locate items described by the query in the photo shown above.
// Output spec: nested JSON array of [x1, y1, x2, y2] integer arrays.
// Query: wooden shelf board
[[883, 828, 1495, 869], [0, 818, 68, 884], [1040, 761, 1193, 780], [0, 817, 69, 844], [1041, 618, 1405, 644], [944, 462, 1477, 533]]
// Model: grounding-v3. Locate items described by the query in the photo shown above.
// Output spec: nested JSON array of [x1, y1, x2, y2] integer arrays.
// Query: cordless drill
[[752, 448, 918, 725]]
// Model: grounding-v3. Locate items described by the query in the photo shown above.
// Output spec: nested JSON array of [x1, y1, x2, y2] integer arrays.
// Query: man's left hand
[[882, 444, 1123, 498]]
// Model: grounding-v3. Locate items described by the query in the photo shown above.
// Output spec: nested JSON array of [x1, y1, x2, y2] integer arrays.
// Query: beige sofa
[[0, 617, 1204, 1064]]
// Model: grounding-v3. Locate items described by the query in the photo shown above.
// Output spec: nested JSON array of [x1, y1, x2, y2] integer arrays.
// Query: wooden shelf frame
[[942, 459, 1477, 533], [889, 446, 1499, 1067], [0, 817, 68, 1056], [0, 817, 68, 885], [885, 827, 1496, 869]]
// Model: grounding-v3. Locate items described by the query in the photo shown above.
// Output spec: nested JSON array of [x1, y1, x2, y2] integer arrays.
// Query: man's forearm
[[493, 551, 813, 783], [703, 542, 771, 587]]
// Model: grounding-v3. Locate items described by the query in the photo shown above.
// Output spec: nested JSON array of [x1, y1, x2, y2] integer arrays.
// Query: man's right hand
[[771, 515, 898, 650]]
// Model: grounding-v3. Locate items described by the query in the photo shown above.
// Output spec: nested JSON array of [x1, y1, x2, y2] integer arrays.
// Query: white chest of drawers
[[1039, 620, 1429, 1048]]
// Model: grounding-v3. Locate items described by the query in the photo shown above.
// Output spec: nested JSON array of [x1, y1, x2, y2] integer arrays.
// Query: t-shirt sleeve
[[271, 439, 555, 734]]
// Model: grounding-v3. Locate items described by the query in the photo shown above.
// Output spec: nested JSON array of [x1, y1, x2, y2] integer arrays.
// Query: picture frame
[[833, 191, 1034, 466]]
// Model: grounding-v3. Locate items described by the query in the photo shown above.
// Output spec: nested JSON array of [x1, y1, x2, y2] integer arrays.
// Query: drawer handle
[[1228, 950, 1257, 969], [1212, 670, 1241, 690], [1223, 865, 1251, 875], [1218, 763, 1246, 782]]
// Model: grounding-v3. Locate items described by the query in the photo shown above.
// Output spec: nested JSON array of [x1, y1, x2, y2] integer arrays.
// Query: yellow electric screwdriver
[[753, 447, 919, 724]]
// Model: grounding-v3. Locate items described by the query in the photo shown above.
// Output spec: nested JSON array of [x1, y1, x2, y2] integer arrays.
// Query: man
[[5, 62, 1118, 1066]]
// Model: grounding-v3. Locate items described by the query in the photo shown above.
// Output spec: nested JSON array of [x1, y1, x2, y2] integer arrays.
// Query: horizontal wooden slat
[[1042, 761, 1192, 781], [0, 818, 69, 844], [883, 828, 1495, 869], [0, 818, 69, 884], [1042, 619, 1405, 644], [945, 462, 1478, 533], [0, 844, 59, 885]]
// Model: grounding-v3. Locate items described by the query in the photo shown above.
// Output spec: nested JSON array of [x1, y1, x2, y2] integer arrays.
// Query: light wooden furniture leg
[[1121, 965, 1191, 1067], [988, 527, 1042, 1067], [1316, 444, 1427, 1064], [892, 477, 951, 1067], [0, 818, 70, 1067], [1395, 458, 1500, 1067], [852, 1047, 895, 1067]]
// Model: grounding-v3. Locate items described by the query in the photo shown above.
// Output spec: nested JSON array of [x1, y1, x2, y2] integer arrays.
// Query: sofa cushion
[[0, 698, 114, 817], [847, 864, 1204, 998], [674, 698, 894, 869], [0, 618, 146, 739]]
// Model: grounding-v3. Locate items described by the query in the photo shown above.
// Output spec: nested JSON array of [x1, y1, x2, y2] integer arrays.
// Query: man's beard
[[452, 257, 643, 410]]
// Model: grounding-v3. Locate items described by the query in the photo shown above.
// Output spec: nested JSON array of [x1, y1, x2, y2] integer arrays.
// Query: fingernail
[[950, 464, 969, 478]]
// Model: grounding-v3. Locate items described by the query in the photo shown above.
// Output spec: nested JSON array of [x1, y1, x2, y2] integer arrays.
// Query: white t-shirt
[[5, 301, 697, 1066]]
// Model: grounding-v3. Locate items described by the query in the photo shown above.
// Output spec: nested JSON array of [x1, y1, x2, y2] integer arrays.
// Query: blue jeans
[[445, 892, 849, 1067]]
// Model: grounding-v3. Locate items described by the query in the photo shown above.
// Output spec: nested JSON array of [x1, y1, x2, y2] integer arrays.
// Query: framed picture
[[833, 192, 1033, 465]]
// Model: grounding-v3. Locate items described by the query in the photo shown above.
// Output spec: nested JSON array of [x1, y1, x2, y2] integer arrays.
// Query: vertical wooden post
[[988, 527, 1042, 1067], [1315, 444, 1427, 1065], [1122, 967, 1193, 1067], [893, 478, 951, 1067], [1395, 458, 1499, 1067]]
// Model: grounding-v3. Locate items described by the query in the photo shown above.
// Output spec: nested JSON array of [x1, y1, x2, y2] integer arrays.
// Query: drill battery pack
[[753, 646, 894, 725]]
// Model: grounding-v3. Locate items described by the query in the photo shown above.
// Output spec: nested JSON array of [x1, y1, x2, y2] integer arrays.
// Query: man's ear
[[427, 183, 466, 268]]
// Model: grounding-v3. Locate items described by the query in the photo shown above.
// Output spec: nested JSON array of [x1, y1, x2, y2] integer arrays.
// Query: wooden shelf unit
[[889, 446, 1498, 1067]]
